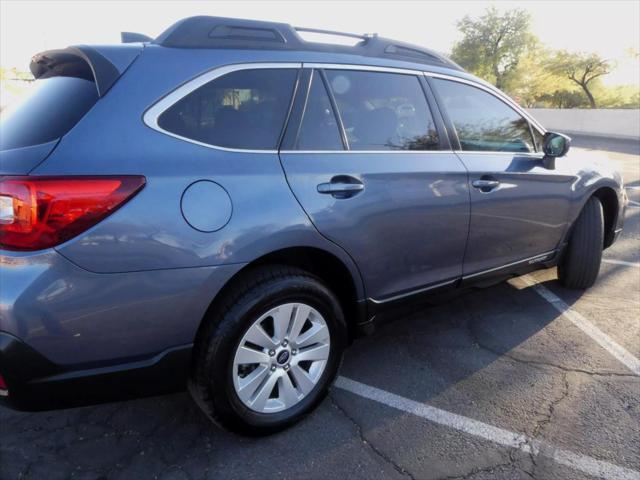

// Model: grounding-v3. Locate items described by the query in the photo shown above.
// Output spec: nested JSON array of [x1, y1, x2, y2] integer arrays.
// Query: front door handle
[[472, 179, 500, 192], [317, 176, 364, 198]]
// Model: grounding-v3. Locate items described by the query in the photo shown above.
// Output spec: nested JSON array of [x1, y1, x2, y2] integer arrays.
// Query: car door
[[279, 66, 470, 302], [429, 76, 574, 278]]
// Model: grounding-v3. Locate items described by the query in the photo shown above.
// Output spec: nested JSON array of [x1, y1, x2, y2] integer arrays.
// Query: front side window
[[158, 68, 298, 150], [325, 70, 439, 151], [432, 78, 535, 153]]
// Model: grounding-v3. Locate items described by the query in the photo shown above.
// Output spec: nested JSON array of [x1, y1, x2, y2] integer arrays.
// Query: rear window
[[157, 68, 298, 150], [0, 76, 98, 151]]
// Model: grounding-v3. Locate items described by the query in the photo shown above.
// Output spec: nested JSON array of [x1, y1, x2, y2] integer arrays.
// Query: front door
[[280, 67, 470, 301], [429, 77, 573, 277]]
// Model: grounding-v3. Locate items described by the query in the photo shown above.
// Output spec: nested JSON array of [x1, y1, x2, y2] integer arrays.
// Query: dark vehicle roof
[[151, 16, 463, 71]]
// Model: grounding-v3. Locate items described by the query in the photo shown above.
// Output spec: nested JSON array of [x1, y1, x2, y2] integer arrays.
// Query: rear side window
[[432, 78, 535, 153], [325, 70, 439, 151], [0, 77, 98, 151], [294, 71, 343, 150], [158, 68, 298, 150]]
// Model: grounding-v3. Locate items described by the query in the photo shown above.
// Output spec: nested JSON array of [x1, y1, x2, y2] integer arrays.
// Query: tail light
[[0, 176, 145, 251], [0, 374, 8, 396]]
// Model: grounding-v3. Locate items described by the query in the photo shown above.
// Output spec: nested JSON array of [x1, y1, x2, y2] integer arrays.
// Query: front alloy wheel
[[232, 302, 331, 413]]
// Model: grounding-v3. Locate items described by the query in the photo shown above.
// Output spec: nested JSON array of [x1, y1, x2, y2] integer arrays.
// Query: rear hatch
[[0, 45, 142, 174]]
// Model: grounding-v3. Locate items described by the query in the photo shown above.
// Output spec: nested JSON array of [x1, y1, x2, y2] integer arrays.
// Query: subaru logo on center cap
[[276, 350, 290, 365]]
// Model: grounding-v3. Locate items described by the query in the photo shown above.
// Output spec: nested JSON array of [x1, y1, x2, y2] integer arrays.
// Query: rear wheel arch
[[194, 246, 365, 350]]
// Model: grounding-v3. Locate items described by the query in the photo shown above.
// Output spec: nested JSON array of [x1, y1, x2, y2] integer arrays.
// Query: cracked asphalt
[[1, 138, 639, 480]]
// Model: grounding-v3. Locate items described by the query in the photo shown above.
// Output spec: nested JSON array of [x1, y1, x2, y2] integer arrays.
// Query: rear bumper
[[0, 250, 243, 365], [0, 249, 245, 410], [0, 330, 191, 410]]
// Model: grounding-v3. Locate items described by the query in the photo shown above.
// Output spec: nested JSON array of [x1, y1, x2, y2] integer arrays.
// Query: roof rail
[[294, 26, 374, 41], [153, 16, 462, 71]]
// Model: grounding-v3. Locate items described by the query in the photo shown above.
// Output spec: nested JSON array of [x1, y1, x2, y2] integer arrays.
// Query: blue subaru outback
[[0, 16, 626, 433]]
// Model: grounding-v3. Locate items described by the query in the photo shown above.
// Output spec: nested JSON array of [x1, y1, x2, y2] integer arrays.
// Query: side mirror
[[543, 132, 571, 157]]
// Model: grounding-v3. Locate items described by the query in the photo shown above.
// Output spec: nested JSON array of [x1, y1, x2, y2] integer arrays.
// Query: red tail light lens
[[0, 176, 145, 251]]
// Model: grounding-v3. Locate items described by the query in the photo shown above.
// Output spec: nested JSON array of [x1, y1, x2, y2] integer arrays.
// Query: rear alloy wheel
[[190, 265, 346, 434], [232, 302, 331, 413]]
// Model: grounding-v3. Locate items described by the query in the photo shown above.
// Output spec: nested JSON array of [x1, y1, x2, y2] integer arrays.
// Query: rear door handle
[[472, 179, 500, 192], [317, 176, 364, 198]]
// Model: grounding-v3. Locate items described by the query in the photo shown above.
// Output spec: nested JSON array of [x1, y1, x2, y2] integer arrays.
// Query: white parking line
[[520, 275, 640, 375], [603, 258, 640, 268], [335, 377, 640, 480]]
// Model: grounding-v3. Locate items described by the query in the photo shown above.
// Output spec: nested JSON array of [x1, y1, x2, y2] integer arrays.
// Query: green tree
[[451, 7, 535, 90], [549, 51, 612, 108], [505, 47, 570, 107]]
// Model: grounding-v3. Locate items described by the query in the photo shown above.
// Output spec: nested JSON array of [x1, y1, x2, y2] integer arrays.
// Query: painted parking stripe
[[520, 275, 640, 375], [602, 258, 640, 268], [335, 377, 640, 480]]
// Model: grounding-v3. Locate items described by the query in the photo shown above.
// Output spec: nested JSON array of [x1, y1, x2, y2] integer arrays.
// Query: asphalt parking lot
[[1, 139, 639, 480]]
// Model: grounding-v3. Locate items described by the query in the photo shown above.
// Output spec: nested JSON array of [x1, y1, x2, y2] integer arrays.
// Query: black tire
[[189, 265, 347, 434], [558, 196, 604, 289]]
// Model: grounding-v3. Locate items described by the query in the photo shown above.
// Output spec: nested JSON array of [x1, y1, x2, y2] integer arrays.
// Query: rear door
[[279, 66, 470, 302], [429, 76, 573, 277]]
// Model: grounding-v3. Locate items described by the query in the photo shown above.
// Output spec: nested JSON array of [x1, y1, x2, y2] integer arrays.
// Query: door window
[[325, 70, 439, 151], [294, 71, 344, 150], [158, 68, 298, 150], [432, 78, 535, 153]]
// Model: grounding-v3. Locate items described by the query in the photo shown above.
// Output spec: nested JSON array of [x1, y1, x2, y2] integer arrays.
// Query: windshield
[[0, 76, 98, 151]]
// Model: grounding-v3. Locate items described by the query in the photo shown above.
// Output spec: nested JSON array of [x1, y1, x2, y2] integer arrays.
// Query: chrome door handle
[[317, 176, 364, 198], [472, 179, 500, 192], [472, 179, 500, 188], [317, 183, 364, 194]]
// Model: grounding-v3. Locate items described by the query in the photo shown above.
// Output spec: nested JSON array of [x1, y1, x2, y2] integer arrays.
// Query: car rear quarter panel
[[29, 47, 356, 292], [0, 250, 243, 364]]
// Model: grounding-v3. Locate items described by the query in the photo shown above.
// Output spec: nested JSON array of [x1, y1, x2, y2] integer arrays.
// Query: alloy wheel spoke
[[250, 371, 280, 411], [235, 346, 270, 365], [289, 304, 312, 342], [295, 343, 330, 363], [244, 323, 278, 349], [279, 372, 300, 408], [290, 364, 316, 395], [296, 323, 329, 348], [272, 304, 294, 343], [236, 365, 269, 403]]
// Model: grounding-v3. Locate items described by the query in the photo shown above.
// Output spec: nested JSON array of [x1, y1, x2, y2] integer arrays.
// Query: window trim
[[143, 61, 546, 155], [143, 62, 302, 153]]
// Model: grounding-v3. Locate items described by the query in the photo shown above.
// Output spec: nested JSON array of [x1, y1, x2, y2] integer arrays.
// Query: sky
[[1, 0, 639, 86]]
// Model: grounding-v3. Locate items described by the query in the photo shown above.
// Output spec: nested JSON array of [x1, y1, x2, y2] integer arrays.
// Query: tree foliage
[[548, 51, 613, 108], [449, 7, 638, 109], [451, 7, 535, 90]]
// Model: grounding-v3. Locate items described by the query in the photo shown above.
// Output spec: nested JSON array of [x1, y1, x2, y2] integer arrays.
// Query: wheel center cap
[[276, 350, 290, 365]]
